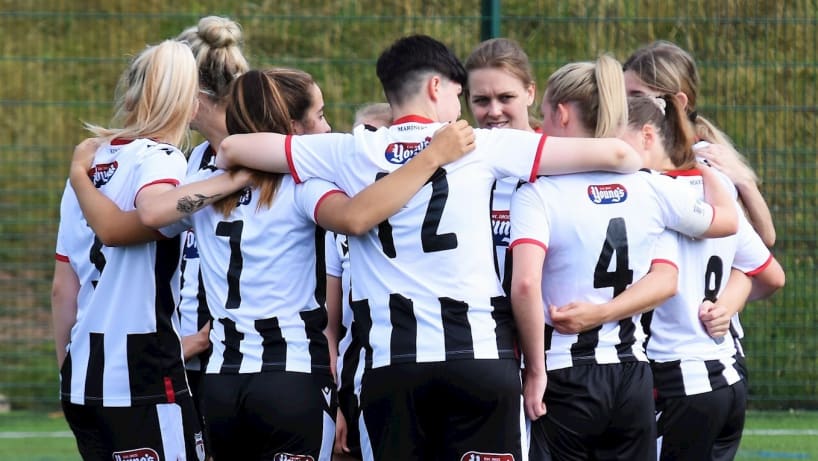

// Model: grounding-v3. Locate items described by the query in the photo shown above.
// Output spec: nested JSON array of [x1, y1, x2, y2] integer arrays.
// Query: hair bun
[[197, 16, 242, 49]]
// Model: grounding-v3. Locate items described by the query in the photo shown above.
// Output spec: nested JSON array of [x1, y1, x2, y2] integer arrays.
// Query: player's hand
[[549, 302, 602, 334], [70, 137, 101, 173], [333, 408, 351, 455], [522, 367, 547, 421], [699, 300, 731, 339], [426, 119, 475, 166], [696, 143, 756, 188]]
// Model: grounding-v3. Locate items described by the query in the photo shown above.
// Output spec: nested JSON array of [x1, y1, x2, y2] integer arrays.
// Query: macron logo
[[588, 184, 627, 204], [384, 137, 432, 164]]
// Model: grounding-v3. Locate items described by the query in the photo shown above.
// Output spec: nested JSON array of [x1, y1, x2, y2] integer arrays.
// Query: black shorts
[[359, 359, 523, 461], [200, 371, 336, 460], [62, 392, 204, 461], [530, 362, 656, 461], [656, 380, 746, 461]]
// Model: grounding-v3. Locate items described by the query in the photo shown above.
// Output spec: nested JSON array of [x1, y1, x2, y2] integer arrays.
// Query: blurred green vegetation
[[0, 1, 815, 410]]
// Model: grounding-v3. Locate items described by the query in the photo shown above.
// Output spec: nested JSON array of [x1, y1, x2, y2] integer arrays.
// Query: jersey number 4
[[593, 217, 634, 297], [375, 168, 458, 258]]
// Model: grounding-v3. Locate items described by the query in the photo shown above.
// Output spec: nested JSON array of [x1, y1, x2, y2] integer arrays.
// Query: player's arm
[[68, 138, 158, 246], [748, 255, 786, 301], [314, 120, 475, 235], [51, 259, 79, 369], [550, 261, 678, 334], [509, 242, 547, 421], [136, 169, 253, 229], [535, 136, 642, 175], [697, 164, 739, 238], [696, 143, 776, 246], [325, 274, 342, 381], [181, 322, 211, 362]]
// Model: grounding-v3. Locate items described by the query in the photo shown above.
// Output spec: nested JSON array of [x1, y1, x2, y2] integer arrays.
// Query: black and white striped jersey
[[55, 138, 189, 407], [180, 168, 340, 376], [285, 115, 547, 369], [510, 170, 716, 371], [491, 177, 520, 295], [646, 167, 772, 397], [176, 141, 216, 371], [326, 231, 365, 401]]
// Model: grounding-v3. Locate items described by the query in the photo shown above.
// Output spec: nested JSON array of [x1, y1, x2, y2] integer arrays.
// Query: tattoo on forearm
[[177, 193, 220, 214]]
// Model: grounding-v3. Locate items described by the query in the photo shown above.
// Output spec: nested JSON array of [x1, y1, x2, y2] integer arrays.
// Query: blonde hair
[[464, 37, 541, 130], [176, 15, 249, 101], [85, 40, 198, 149], [544, 54, 627, 138], [353, 102, 392, 128], [623, 40, 758, 182]]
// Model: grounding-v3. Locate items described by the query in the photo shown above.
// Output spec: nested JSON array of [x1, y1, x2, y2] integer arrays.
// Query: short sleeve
[[474, 128, 546, 183], [135, 143, 188, 204], [649, 174, 713, 238], [287, 133, 355, 184], [732, 212, 773, 275], [650, 230, 680, 270], [509, 180, 550, 251], [294, 178, 345, 224]]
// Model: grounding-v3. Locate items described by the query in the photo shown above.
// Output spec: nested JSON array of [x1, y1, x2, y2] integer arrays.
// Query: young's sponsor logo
[[89, 162, 118, 187], [491, 210, 511, 246], [460, 451, 515, 461], [238, 187, 252, 206], [587, 184, 627, 204], [183, 230, 199, 259], [112, 447, 159, 461], [384, 137, 432, 164]]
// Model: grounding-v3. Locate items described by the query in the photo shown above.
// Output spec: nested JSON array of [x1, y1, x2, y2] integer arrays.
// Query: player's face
[[539, 95, 563, 136], [467, 67, 534, 131], [294, 83, 332, 134], [624, 70, 661, 97]]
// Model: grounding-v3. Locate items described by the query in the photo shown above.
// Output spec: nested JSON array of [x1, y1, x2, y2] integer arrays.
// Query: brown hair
[[214, 70, 292, 216], [623, 40, 758, 181], [627, 95, 697, 169], [263, 67, 318, 127]]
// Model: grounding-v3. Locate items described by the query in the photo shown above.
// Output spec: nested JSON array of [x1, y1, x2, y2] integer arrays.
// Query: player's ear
[[642, 123, 657, 150], [428, 75, 442, 102]]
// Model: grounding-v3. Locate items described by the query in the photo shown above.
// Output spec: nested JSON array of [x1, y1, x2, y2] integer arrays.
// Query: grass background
[[0, 1, 815, 410], [0, 411, 816, 460]]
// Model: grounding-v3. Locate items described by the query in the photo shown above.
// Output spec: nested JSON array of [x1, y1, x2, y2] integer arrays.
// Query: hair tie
[[652, 96, 666, 116]]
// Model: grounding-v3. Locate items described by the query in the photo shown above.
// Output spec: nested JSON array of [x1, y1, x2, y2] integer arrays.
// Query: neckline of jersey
[[392, 114, 435, 125]]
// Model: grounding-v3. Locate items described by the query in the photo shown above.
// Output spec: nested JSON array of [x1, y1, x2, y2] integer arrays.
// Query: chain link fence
[[0, 0, 814, 410]]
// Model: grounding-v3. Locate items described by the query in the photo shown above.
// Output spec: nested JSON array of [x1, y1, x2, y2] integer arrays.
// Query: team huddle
[[52, 14, 785, 461]]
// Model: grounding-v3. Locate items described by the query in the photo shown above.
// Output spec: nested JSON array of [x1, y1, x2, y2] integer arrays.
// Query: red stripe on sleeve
[[55, 253, 69, 262], [529, 134, 548, 183], [651, 258, 678, 270], [285, 135, 302, 184], [509, 238, 547, 252], [313, 189, 345, 222], [745, 254, 774, 276], [134, 179, 181, 207]]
